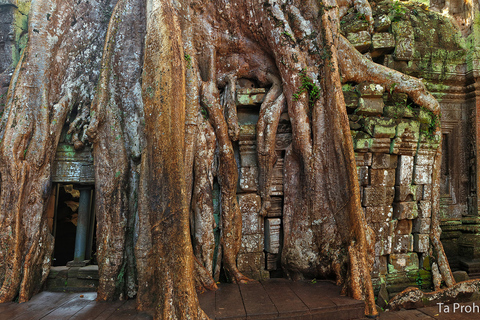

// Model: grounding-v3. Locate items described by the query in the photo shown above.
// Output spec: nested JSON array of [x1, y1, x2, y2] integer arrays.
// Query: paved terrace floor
[[1, 279, 480, 319]]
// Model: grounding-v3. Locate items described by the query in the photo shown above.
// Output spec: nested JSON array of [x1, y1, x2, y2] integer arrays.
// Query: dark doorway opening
[[52, 184, 96, 266]]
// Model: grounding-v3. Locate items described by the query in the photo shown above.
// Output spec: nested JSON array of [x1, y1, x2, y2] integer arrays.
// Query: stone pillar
[[67, 186, 91, 267]]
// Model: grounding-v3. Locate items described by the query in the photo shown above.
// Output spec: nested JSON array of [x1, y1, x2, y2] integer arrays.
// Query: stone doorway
[[51, 183, 96, 267]]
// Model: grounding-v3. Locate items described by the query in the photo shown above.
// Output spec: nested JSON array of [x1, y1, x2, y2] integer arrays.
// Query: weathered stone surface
[[396, 155, 414, 185], [393, 219, 413, 235], [371, 221, 391, 242], [362, 117, 396, 138], [374, 14, 391, 32], [423, 184, 432, 200], [357, 82, 385, 97], [372, 33, 395, 51], [393, 201, 418, 220], [238, 194, 262, 234], [363, 186, 395, 206], [240, 234, 264, 253], [354, 136, 373, 152], [395, 185, 421, 202], [396, 120, 420, 140], [413, 218, 431, 234], [266, 252, 279, 271], [357, 166, 369, 186], [389, 253, 419, 273], [375, 237, 393, 256], [392, 20, 415, 61], [343, 91, 359, 110], [237, 252, 266, 280], [270, 158, 284, 196], [265, 218, 281, 254], [239, 140, 257, 167], [275, 133, 292, 150], [372, 153, 397, 169], [48, 266, 69, 279], [267, 197, 283, 217], [415, 150, 436, 166], [418, 201, 432, 218], [414, 234, 430, 253], [356, 152, 373, 167], [413, 165, 433, 185], [452, 271, 469, 283], [236, 88, 266, 105], [371, 138, 393, 153], [347, 31, 372, 53], [370, 168, 396, 186], [239, 167, 258, 192], [392, 234, 414, 253], [373, 255, 388, 276], [342, 17, 369, 34], [356, 97, 384, 115], [365, 206, 393, 223], [77, 265, 99, 280], [391, 121, 420, 155]]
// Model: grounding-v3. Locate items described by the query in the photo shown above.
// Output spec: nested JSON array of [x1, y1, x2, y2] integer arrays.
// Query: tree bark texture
[[0, 0, 455, 318]]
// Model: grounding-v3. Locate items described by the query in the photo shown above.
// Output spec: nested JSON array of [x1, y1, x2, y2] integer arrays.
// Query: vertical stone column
[[68, 186, 91, 266]]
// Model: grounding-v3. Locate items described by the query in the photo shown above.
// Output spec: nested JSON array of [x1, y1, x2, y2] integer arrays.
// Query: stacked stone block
[[346, 82, 438, 297], [235, 88, 292, 279]]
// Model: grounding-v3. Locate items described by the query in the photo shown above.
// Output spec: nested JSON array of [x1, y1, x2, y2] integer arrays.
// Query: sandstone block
[[413, 165, 433, 185], [362, 117, 395, 137], [372, 255, 388, 276], [372, 33, 395, 51], [396, 155, 414, 185], [413, 218, 431, 234], [372, 153, 397, 169], [374, 14, 391, 32], [389, 252, 419, 273], [395, 185, 422, 202], [357, 166, 370, 186], [365, 206, 393, 223], [371, 138, 392, 154], [355, 152, 373, 167], [267, 197, 283, 218], [396, 120, 420, 140], [239, 141, 257, 167], [237, 252, 264, 278], [275, 133, 292, 150], [423, 184, 432, 200], [354, 137, 373, 152], [357, 82, 385, 97], [371, 221, 390, 242], [414, 234, 429, 253], [342, 17, 370, 34], [375, 237, 392, 256], [393, 219, 413, 235], [266, 252, 279, 271], [392, 21, 415, 61], [363, 186, 395, 206], [393, 201, 418, 220], [370, 168, 396, 187], [392, 234, 414, 253], [238, 194, 262, 235], [343, 91, 359, 110], [347, 31, 372, 53], [265, 218, 281, 254], [418, 201, 432, 218], [239, 167, 258, 192], [356, 97, 384, 116], [241, 234, 264, 253]]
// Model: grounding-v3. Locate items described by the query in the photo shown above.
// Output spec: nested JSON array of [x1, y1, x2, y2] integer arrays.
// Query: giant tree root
[[388, 280, 480, 311]]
